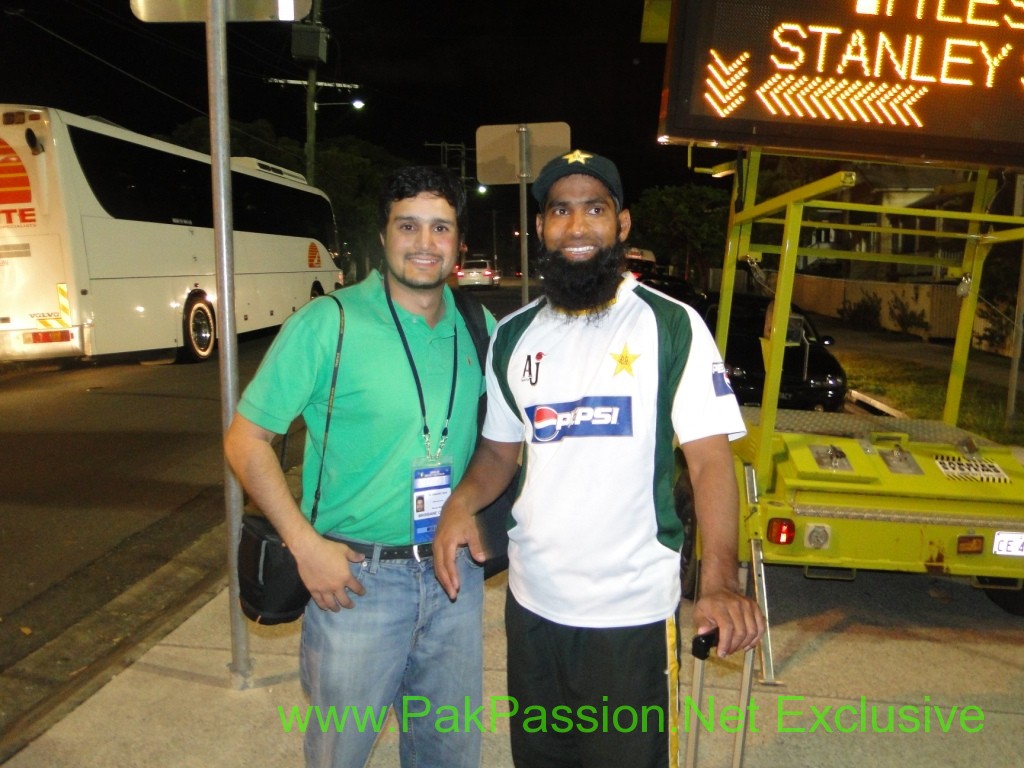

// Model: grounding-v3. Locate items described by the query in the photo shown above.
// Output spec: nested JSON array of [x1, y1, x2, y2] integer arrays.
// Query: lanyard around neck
[[384, 275, 458, 460]]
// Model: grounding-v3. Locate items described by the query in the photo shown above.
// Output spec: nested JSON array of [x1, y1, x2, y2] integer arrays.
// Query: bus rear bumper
[[0, 326, 86, 361]]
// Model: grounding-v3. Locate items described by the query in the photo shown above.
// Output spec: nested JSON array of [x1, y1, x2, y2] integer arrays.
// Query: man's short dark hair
[[379, 165, 468, 238]]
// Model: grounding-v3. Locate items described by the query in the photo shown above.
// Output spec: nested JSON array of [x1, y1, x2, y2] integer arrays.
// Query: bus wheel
[[310, 281, 325, 299], [984, 585, 1024, 616], [180, 297, 216, 363]]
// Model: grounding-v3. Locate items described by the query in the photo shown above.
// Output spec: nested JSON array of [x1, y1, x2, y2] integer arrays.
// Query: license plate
[[993, 531, 1024, 557]]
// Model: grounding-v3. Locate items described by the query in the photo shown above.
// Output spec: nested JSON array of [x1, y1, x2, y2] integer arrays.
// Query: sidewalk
[[4, 322, 1023, 767], [6, 558, 1022, 768], [4, 569, 516, 768]]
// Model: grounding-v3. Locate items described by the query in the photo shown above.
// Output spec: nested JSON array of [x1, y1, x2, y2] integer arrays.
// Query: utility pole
[[303, 0, 325, 184], [270, 0, 364, 188], [267, 75, 361, 184], [304, 1, 320, 183], [272, 0, 332, 184], [492, 210, 498, 261]]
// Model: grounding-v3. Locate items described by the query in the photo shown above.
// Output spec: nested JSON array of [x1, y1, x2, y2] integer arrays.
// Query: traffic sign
[[475, 122, 571, 185], [130, 1, 310, 22], [475, 122, 571, 304], [660, 0, 1024, 168]]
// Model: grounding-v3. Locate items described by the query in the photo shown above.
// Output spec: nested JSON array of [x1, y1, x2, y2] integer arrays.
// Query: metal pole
[[1006, 173, 1024, 427], [491, 209, 498, 261], [518, 124, 530, 306], [205, 0, 252, 688], [304, 0, 323, 184], [305, 63, 317, 184]]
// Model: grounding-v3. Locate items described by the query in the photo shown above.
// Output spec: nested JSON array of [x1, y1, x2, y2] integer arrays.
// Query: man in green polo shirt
[[225, 166, 493, 767]]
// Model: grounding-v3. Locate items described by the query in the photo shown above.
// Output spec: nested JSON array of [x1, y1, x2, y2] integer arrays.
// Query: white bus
[[0, 105, 343, 363]]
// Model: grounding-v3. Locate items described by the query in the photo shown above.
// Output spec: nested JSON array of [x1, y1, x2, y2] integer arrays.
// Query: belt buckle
[[412, 544, 422, 562]]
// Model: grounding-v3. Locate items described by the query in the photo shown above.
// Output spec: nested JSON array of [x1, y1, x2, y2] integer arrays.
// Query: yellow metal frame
[[717, 151, 1024, 497], [708, 151, 1024, 683]]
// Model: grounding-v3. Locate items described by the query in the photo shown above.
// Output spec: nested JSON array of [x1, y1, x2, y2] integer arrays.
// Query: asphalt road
[[0, 330, 273, 749]]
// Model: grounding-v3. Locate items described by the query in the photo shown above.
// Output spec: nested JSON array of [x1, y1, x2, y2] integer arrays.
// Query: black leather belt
[[329, 537, 433, 561]]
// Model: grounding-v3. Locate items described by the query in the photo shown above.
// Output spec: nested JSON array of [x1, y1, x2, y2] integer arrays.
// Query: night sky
[[1, 0, 711, 202]]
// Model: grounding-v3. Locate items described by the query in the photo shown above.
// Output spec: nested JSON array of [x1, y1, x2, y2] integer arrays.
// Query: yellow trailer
[[708, 153, 1024, 682]]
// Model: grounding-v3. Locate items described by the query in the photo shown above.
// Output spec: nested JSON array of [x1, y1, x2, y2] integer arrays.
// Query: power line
[[7, 7, 207, 119], [4, 5, 308, 169]]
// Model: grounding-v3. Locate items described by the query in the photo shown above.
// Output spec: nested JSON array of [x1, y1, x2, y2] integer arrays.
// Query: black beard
[[538, 242, 626, 315]]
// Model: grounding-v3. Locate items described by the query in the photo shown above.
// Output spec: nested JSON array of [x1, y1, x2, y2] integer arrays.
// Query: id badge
[[411, 456, 452, 544]]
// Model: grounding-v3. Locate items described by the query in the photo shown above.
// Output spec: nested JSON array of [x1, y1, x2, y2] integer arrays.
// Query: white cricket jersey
[[484, 274, 745, 628]]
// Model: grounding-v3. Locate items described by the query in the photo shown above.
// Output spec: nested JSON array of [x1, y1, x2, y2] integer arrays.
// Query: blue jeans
[[300, 547, 483, 768]]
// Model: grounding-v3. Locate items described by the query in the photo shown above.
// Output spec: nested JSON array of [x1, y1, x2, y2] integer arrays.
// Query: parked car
[[628, 258, 708, 312], [457, 258, 500, 289], [625, 257, 660, 280], [625, 246, 657, 263], [705, 294, 847, 412]]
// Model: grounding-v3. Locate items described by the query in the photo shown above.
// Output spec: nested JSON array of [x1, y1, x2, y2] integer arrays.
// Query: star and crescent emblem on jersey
[[562, 150, 593, 165], [609, 343, 640, 377]]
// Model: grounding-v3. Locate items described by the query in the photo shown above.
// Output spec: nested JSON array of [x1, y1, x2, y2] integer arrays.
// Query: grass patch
[[834, 349, 1024, 446]]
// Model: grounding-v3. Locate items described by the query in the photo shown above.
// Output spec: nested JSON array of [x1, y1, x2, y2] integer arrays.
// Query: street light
[[267, 78, 363, 184], [315, 98, 365, 110], [305, 82, 362, 183]]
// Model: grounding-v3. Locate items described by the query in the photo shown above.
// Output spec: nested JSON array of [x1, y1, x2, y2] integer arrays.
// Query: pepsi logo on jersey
[[526, 396, 633, 443]]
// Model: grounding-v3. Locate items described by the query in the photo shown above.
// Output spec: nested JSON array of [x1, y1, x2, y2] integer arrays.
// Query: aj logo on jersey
[[525, 396, 633, 443], [521, 352, 545, 386]]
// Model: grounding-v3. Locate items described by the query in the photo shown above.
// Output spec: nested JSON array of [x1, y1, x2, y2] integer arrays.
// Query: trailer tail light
[[766, 518, 796, 545], [957, 535, 984, 555], [25, 330, 72, 344]]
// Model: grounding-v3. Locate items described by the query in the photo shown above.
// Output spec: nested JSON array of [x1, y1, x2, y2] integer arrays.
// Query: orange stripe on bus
[[0, 190, 31, 204], [0, 139, 31, 203]]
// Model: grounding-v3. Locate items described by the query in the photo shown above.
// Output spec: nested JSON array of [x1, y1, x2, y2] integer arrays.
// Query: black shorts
[[505, 589, 681, 768]]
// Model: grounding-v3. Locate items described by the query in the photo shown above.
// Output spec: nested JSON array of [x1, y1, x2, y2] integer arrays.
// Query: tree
[[628, 184, 730, 289], [159, 117, 306, 172], [314, 135, 408, 278], [755, 155, 843, 199]]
